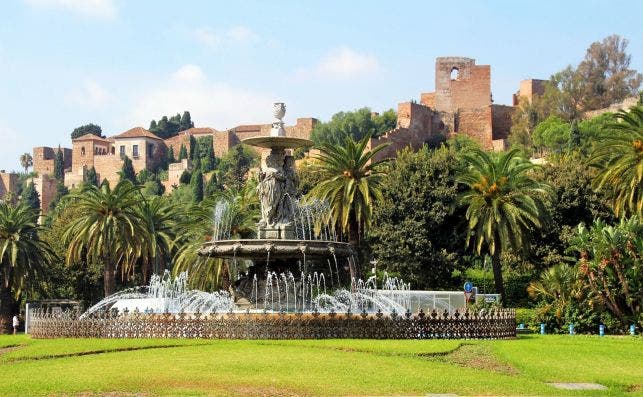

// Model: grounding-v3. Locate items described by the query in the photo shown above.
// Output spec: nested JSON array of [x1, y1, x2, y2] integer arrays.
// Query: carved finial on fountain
[[271, 102, 286, 137]]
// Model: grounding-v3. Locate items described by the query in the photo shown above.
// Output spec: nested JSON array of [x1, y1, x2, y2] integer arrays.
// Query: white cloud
[[172, 64, 205, 83], [24, 0, 116, 19], [125, 65, 274, 131], [296, 47, 381, 80], [67, 79, 111, 108], [193, 26, 259, 49]]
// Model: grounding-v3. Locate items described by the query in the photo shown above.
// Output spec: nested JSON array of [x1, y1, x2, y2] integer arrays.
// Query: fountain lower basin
[[198, 239, 355, 260]]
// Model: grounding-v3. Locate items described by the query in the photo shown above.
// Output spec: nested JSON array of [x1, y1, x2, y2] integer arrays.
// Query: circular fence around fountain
[[29, 308, 516, 339]]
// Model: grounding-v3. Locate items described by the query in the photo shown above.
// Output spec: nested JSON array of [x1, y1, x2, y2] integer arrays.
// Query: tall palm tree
[[590, 105, 643, 218], [0, 202, 54, 332], [63, 180, 145, 297], [306, 135, 389, 278], [137, 196, 178, 282], [457, 148, 550, 298], [19, 153, 33, 174], [173, 180, 260, 291]]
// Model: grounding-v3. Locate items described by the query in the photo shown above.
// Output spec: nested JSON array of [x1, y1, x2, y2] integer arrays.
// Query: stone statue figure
[[278, 155, 298, 224], [257, 149, 286, 228]]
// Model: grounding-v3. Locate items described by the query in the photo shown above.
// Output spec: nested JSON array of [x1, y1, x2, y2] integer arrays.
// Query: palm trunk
[[491, 251, 505, 304], [103, 237, 115, 297], [0, 282, 15, 334], [348, 212, 362, 280]]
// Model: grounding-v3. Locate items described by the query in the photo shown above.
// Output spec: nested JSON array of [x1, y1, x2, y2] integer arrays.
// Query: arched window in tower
[[450, 67, 459, 81], [81, 147, 85, 156]]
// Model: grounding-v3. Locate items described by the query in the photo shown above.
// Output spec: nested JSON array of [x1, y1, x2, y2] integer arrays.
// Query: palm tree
[[590, 105, 643, 218], [306, 135, 389, 279], [173, 180, 260, 291], [0, 202, 54, 333], [63, 180, 145, 297], [528, 264, 581, 324], [19, 153, 33, 174], [457, 148, 550, 298], [137, 196, 178, 282]]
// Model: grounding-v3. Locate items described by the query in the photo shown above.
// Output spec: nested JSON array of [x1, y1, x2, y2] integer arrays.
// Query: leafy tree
[[590, 105, 643, 218], [311, 108, 397, 147], [63, 181, 145, 297], [0, 202, 54, 332], [306, 135, 390, 279], [20, 182, 40, 211], [148, 112, 193, 139], [179, 170, 192, 185], [549, 35, 641, 118], [219, 145, 259, 190], [141, 180, 165, 197], [53, 146, 65, 181], [180, 111, 194, 131], [369, 146, 466, 289], [178, 144, 188, 161], [19, 153, 33, 174], [119, 156, 136, 184], [530, 155, 614, 268], [204, 172, 222, 198], [191, 169, 204, 203], [457, 149, 551, 298], [570, 217, 642, 329], [532, 116, 570, 153], [71, 123, 102, 140], [85, 167, 99, 187]]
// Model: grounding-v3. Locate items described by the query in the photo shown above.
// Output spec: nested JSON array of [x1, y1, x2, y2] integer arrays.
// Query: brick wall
[[491, 104, 515, 140], [33, 174, 57, 214], [457, 107, 494, 149], [93, 155, 122, 187]]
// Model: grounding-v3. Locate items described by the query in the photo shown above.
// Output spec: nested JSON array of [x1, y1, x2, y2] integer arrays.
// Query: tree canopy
[[310, 108, 397, 147], [149, 111, 194, 139], [71, 124, 102, 140]]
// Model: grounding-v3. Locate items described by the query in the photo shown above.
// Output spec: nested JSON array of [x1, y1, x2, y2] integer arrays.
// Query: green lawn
[[0, 334, 640, 396]]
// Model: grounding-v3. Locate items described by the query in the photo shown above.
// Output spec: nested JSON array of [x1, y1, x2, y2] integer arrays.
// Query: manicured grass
[[0, 334, 640, 396]]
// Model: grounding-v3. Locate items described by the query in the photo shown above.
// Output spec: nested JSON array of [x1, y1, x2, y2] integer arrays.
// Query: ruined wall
[[491, 104, 515, 140], [33, 174, 57, 214], [513, 79, 546, 105], [0, 172, 18, 199], [583, 96, 639, 119], [33, 147, 72, 176], [456, 107, 494, 149], [434, 57, 491, 112], [213, 131, 240, 158]]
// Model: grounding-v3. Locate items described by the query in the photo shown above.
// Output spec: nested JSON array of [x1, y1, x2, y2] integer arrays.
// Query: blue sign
[[464, 282, 474, 293]]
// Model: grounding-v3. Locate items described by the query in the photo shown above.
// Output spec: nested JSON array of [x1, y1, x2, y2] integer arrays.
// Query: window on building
[[81, 147, 85, 156], [450, 67, 459, 81], [111, 147, 115, 155], [119, 145, 125, 157], [148, 144, 154, 157], [133, 145, 139, 158]]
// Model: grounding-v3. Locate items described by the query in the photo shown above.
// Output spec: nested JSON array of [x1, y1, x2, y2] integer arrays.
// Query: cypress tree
[[85, 167, 99, 186], [189, 135, 197, 160], [149, 119, 158, 131], [166, 146, 176, 164], [53, 146, 65, 181], [191, 169, 204, 203], [204, 173, 221, 198], [21, 182, 40, 211], [119, 156, 137, 184], [568, 120, 581, 150], [178, 144, 188, 161]]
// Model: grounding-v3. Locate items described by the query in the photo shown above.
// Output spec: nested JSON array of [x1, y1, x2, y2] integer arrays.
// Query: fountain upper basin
[[198, 239, 354, 260], [241, 136, 313, 149]]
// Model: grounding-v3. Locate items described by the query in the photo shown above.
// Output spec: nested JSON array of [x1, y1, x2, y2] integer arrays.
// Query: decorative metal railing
[[29, 308, 516, 339]]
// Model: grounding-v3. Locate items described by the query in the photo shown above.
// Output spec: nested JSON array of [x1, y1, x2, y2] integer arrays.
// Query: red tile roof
[[112, 127, 163, 141], [72, 133, 110, 142]]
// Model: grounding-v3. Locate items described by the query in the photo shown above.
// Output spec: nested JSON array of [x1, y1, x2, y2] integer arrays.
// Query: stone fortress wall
[[23, 55, 560, 213]]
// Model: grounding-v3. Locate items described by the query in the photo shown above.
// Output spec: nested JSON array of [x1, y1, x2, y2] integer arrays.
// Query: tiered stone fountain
[[198, 103, 355, 308]]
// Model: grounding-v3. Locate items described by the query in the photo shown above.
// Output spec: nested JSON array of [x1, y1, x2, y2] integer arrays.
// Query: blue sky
[[0, 0, 641, 172]]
